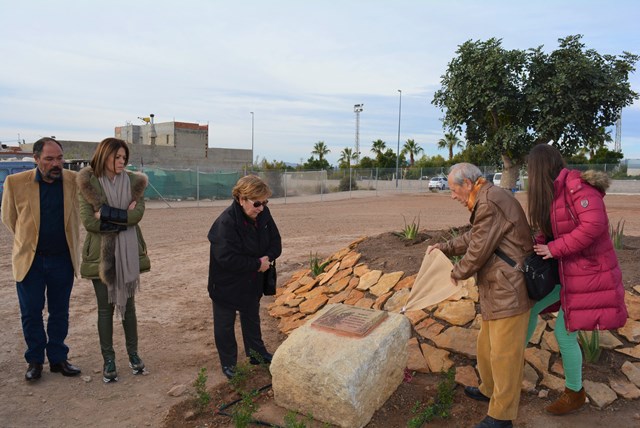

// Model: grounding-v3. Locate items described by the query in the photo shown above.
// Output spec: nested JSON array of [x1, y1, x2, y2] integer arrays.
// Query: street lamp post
[[395, 89, 402, 188], [354, 104, 363, 165], [250, 112, 254, 167]]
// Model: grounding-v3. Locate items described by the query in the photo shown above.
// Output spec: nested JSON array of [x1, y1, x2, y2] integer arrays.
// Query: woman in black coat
[[207, 175, 282, 379]]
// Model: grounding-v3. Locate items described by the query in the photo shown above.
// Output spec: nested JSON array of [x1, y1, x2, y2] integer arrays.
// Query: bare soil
[[1, 191, 639, 428]]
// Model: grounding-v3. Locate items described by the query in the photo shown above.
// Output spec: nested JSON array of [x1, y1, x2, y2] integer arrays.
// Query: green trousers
[[92, 280, 138, 362], [526, 284, 582, 391]]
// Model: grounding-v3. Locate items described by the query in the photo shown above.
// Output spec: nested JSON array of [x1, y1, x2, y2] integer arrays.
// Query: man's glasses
[[248, 199, 269, 208]]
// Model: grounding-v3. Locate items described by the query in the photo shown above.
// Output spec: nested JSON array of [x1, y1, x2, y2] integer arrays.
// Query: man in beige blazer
[[2, 137, 82, 381]]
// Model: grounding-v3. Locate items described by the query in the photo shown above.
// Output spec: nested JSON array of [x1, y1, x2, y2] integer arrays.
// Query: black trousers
[[212, 300, 268, 368]]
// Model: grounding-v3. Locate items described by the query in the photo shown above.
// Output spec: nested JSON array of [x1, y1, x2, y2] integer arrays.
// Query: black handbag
[[263, 260, 277, 296], [494, 249, 559, 301]]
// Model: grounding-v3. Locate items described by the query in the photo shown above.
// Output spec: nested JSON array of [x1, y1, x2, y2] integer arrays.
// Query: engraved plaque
[[311, 305, 388, 337]]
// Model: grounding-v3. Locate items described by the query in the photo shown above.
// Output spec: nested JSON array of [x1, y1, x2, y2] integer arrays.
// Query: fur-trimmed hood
[[77, 166, 148, 209], [580, 170, 610, 193]]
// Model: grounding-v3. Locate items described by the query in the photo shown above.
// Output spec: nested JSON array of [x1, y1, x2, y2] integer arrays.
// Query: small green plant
[[231, 390, 258, 428], [228, 361, 251, 390], [609, 219, 625, 250], [394, 214, 420, 240], [309, 252, 329, 278], [284, 411, 315, 428], [578, 330, 602, 363], [193, 367, 211, 413], [407, 368, 456, 428]]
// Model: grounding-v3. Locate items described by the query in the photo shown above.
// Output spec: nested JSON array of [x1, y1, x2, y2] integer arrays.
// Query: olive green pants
[[92, 280, 138, 362]]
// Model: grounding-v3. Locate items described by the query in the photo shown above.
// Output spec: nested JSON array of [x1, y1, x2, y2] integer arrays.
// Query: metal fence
[[131, 163, 634, 206]]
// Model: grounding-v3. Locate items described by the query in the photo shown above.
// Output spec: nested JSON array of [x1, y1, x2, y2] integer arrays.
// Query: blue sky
[[1, 0, 639, 165]]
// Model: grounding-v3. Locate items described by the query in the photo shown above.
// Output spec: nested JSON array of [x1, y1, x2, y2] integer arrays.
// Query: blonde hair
[[232, 175, 272, 201]]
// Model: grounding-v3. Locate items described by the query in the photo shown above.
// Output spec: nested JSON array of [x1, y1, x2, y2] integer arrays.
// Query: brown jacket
[[1, 168, 81, 281], [439, 183, 532, 320]]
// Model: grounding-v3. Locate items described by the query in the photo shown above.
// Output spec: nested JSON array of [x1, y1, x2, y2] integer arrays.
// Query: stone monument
[[270, 303, 411, 428]]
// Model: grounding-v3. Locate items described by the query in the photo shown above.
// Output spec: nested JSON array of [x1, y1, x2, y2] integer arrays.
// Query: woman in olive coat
[[78, 137, 150, 383]]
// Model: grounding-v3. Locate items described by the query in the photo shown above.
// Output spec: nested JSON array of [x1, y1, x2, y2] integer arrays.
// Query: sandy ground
[[1, 190, 639, 427]]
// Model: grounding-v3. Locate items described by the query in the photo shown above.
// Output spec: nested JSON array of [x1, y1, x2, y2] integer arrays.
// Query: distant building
[[18, 120, 251, 171], [627, 159, 640, 176]]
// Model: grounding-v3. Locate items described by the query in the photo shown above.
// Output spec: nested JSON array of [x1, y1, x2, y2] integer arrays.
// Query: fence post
[[283, 170, 287, 204], [196, 165, 200, 207]]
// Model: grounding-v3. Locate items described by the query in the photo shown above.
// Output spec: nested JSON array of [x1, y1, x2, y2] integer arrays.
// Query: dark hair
[[527, 144, 566, 238], [90, 138, 130, 177], [33, 137, 63, 157]]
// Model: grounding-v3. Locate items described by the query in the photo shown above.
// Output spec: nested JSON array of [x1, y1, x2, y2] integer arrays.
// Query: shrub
[[408, 368, 456, 427], [193, 367, 211, 413], [578, 330, 602, 363], [394, 214, 420, 240], [309, 252, 329, 278], [339, 174, 358, 191], [609, 219, 625, 250]]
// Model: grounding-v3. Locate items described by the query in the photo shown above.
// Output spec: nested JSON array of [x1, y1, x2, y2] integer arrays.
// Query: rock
[[327, 276, 351, 293], [394, 274, 416, 291], [431, 326, 478, 358], [328, 289, 351, 304], [299, 294, 328, 314], [538, 389, 549, 398], [455, 365, 479, 387], [406, 338, 429, 373], [609, 378, 640, 399], [271, 304, 411, 428], [527, 317, 545, 345], [621, 361, 640, 387], [184, 410, 196, 421], [415, 318, 444, 341], [82, 376, 92, 383], [354, 297, 375, 309], [353, 264, 369, 277], [420, 342, 453, 372], [369, 271, 404, 296], [584, 380, 617, 408], [615, 345, 640, 359], [344, 289, 365, 306], [470, 314, 482, 330], [340, 252, 362, 269], [522, 363, 539, 392], [617, 318, 640, 343], [327, 267, 353, 287], [356, 270, 383, 291], [524, 347, 551, 374], [541, 372, 565, 392], [625, 291, 640, 320], [541, 329, 559, 353], [550, 359, 564, 376], [319, 262, 341, 285], [403, 310, 428, 326], [167, 384, 187, 397], [373, 291, 393, 310], [433, 300, 476, 326], [599, 330, 623, 349], [383, 289, 410, 313], [269, 305, 299, 318]]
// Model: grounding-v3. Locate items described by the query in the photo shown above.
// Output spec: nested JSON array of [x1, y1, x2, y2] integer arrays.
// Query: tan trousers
[[477, 310, 530, 421]]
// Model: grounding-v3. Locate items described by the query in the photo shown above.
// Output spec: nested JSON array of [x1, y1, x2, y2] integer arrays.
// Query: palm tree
[[338, 147, 357, 168], [401, 139, 423, 166], [311, 141, 330, 161], [437, 132, 463, 161], [371, 139, 387, 158]]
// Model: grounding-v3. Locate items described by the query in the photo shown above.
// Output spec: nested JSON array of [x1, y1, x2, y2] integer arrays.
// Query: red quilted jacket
[[546, 168, 627, 331]]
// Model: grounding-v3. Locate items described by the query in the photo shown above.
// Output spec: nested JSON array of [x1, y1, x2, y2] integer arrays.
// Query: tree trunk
[[500, 154, 520, 191]]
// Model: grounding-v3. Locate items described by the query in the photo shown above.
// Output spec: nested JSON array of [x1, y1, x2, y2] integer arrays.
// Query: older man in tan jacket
[[2, 137, 81, 381], [429, 163, 532, 428]]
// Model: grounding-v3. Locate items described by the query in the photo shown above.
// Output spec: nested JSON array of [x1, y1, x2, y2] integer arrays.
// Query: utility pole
[[354, 104, 363, 165]]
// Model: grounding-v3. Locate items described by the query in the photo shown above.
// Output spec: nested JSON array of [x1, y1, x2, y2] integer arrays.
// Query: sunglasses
[[248, 199, 269, 208]]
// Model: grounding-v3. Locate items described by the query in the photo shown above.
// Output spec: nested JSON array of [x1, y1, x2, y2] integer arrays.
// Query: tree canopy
[[432, 34, 638, 187]]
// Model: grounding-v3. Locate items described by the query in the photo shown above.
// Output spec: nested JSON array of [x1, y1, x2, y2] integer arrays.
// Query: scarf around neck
[[466, 177, 487, 211], [99, 172, 140, 319]]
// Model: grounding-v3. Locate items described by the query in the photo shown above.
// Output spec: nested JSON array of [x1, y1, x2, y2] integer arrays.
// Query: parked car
[[428, 176, 449, 191], [493, 172, 522, 190], [0, 160, 35, 205]]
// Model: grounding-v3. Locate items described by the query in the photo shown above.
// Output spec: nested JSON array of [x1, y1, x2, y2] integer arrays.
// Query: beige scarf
[[99, 173, 140, 319]]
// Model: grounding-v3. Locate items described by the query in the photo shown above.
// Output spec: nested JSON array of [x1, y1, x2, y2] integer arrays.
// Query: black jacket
[[207, 200, 282, 310]]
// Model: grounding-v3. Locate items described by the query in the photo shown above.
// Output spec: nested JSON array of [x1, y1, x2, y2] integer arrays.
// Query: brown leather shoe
[[545, 387, 586, 415]]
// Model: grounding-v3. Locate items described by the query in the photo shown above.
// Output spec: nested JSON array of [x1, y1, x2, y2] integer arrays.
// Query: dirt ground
[[1, 191, 639, 428]]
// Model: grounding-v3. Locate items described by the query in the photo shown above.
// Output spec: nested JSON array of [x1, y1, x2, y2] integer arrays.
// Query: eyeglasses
[[248, 199, 269, 208]]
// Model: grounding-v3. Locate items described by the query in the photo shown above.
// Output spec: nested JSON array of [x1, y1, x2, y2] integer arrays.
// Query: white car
[[493, 172, 522, 190], [428, 176, 449, 191]]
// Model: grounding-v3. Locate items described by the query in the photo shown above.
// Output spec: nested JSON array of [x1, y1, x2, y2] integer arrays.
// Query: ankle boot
[[545, 387, 586, 415]]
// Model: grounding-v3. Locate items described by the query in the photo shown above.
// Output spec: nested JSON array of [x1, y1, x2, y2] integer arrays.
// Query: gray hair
[[448, 163, 483, 185]]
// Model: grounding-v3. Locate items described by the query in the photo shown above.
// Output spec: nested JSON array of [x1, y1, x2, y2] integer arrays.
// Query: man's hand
[[258, 256, 270, 272], [426, 244, 441, 254]]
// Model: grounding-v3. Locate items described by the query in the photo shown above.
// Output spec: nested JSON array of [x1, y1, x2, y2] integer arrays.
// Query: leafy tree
[[338, 147, 357, 168], [415, 154, 447, 168], [401, 139, 424, 166], [302, 156, 331, 170], [437, 132, 463, 161], [371, 139, 387, 157], [311, 141, 331, 162], [359, 156, 375, 169], [432, 35, 638, 188], [589, 146, 624, 164]]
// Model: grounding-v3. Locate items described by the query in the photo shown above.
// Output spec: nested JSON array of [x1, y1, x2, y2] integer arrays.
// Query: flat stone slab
[[311, 304, 388, 337]]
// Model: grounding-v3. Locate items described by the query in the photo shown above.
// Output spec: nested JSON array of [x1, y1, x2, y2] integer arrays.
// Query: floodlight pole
[[395, 90, 402, 188]]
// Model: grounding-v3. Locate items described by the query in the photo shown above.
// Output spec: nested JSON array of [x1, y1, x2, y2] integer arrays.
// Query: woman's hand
[[128, 200, 137, 210], [94, 211, 100, 220], [533, 244, 554, 260], [258, 256, 270, 272]]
